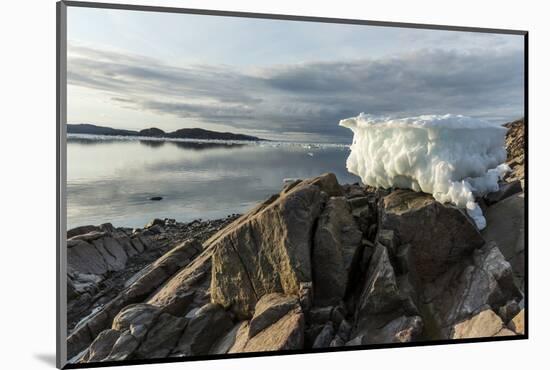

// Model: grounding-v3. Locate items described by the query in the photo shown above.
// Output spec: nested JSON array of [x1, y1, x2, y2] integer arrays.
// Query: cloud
[[68, 44, 524, 141]]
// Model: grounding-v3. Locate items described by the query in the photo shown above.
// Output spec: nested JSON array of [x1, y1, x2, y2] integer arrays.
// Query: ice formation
[[339, 114, 510, 229]]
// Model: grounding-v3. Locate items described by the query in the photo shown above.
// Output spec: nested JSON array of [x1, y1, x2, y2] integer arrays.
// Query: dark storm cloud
[[68, 45, 524, 141]]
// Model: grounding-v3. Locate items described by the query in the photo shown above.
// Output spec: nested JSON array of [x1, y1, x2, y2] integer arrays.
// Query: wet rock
[[150, 197, 163, 201], [380, 189, 484, 282], [313, 197, 362, 306]]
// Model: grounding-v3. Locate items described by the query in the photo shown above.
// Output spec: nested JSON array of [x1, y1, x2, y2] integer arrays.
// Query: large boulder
[[312, 197, 362, 306], [249, 293, 300, 338], [229, 307, 305, 352], [422, 242, 522, 338], [482, 193, 525, 289], [210, 173, 342, 318], [379, 190, 485, 282], [353, 243, 421, 344], [171, 303, 233, 356], [451, 309, 510, 339]]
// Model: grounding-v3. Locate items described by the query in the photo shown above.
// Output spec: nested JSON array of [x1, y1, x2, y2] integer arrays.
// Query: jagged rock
[[380, 189, 485, 282], [330, 336, 345, 347], [67, 240, 109, 276], [356, 244, 402, 316], [230, 307, 305, 352], [451, 309, 505, 339], [249, 293, 300, 338], [211, 173, 342, 318], [312, 322, 334, 348], [482, 193, 525, 289], [172, 303, 233, 356], [209, 322, 247, 355], [367, 315, 423, 344], [308, 306, 334, 324], [423, 242, 522, 338], [103, 331, 140, 362], [508, 309, 524, 334], [345, 335, 366, 346], [498, 300, 521, 324], [134, 313, 187, 359], [80, 329, 121, 363], [67, 225, 101, 239], [112, 304, 161, 333], [313, 197, 362, 306], [337, 320, 352, 342]]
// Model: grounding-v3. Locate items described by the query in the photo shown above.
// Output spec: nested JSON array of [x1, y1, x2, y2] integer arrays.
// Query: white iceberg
[[339, 113, 510, 229]]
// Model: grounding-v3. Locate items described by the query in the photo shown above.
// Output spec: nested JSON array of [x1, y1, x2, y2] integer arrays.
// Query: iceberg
[[339, 113, 509, 229]]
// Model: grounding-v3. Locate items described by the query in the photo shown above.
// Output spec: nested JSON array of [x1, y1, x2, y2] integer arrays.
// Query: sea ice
[[339, 113, 510, 229]]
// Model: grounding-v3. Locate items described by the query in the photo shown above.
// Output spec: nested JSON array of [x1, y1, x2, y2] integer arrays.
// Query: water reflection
[[67, 137, 358, 229]]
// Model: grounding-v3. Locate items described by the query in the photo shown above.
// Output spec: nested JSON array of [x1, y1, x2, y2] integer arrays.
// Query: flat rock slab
[[452, 309, 505, 339]]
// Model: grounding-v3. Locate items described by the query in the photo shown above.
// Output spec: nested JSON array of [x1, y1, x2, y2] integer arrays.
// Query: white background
[[0, 0, 546, 368]]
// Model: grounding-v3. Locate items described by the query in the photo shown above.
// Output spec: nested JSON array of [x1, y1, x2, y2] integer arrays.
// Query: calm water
[[67, 136, 360, 229]]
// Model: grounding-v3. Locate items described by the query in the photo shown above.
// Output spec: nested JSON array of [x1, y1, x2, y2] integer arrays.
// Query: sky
[[67, 7, 525, 143]]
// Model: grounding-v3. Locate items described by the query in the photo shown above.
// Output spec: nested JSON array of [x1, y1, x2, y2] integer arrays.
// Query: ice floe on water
[[339, 113, 509, 229]]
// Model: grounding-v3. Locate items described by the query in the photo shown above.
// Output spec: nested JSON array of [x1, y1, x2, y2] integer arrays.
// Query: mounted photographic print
[[56, 1, 528, 368]]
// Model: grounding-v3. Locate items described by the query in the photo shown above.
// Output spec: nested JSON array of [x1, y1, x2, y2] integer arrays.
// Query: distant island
[[67, 123, 265, 141]]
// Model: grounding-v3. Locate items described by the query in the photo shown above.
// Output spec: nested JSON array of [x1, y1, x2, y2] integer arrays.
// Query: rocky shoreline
[[66, 119, 525, 364]]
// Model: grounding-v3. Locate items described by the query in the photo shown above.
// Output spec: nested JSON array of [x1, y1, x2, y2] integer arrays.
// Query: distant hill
[[139, 127, 165, 137], [67, 124, 138, 137], [167, 128, 261, 141], [67, 124, 264, 141]]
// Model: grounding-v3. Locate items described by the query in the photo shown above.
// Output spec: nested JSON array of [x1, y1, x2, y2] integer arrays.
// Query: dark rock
[[313, 196, 362, 306], [329, 335, 344, 347], [485, 180, 522, 205], [508, 309, 524, 334], [209, 322, 247, 355], [149, 197, 163, 201], [482, 193, 525, 289], [379, 189, 485, 282], [312, 322, 334, 348], [423, 241, 522, 338], [102, 331, 140, 362], [172, 303, 233, 356], [366, 315, 423, 344], [134, 313, 187, 359], [80, 329, 121, 363], [356, 244, 402, 316], [498, 300, 521, 324]]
